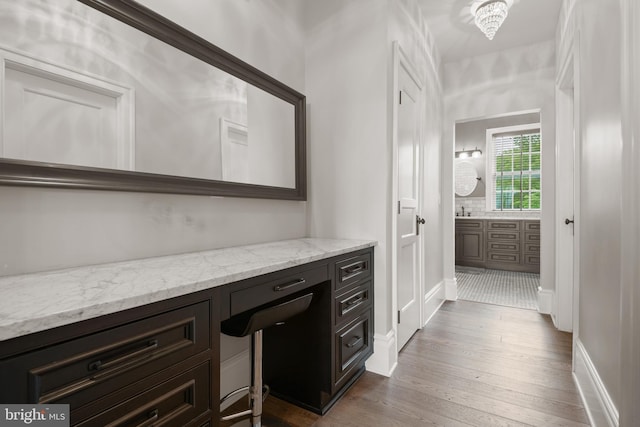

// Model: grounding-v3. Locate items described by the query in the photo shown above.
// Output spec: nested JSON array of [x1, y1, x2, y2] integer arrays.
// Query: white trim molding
[[0, 46, 135, 170], [423, 281, 445, 327], [365, 330, 398, 377], [484, 122, 542, 213], [620, 0, 640, 424], [537, 287, 553, 315], [444, 277, 458, 301], [573, 340, 619, 427]]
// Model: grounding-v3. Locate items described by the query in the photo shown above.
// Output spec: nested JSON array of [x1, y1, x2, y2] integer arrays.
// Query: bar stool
[[220, 293, 314, 427]]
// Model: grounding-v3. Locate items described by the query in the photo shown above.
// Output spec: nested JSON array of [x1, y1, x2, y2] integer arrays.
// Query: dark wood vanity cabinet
[[486, 220, 522, 268], [0, 291, 219, 427], [332, 251, 373, 394], [0, 247, 374, 426], [523, 220, 541, 269], [455, 219, 485, 267], [456, 219, 540, 273], [249, 248, 374, 415]]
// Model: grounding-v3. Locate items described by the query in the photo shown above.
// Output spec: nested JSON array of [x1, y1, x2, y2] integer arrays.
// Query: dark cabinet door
[[455, 219, 485, 267], [455, 230, 485, 265], [460, 231, 484, 260]]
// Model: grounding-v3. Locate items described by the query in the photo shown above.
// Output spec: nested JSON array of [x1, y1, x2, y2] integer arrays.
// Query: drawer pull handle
[[345, 296, 364, 307], [88, 339, 159, 372], [346, 336, 363, 348], [136, 409, 159, 427], [273, 278, 306, 292], [342, 261, 366, 275]]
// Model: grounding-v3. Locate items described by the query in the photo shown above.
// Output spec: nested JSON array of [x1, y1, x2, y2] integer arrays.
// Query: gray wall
[[305, 0, 444, 374], [455, 112, 540, 198], [574, 0, 623, 408]]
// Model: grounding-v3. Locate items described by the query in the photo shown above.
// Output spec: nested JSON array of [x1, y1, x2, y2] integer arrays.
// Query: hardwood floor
[[221, 300, 590, 426]]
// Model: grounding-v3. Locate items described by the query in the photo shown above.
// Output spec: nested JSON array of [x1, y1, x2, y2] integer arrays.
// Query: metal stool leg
[[220, 293, 312, 425], [250, 329, 263, 427], [221, 329, 269, 425]]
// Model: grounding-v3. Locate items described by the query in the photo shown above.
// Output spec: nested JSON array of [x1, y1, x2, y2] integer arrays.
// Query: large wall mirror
[[0, 0, 306, 200]]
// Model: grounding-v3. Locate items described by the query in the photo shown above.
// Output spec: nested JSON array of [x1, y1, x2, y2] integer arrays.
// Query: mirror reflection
[[0, 0, 296, 189], [454, 160, 478, 197]]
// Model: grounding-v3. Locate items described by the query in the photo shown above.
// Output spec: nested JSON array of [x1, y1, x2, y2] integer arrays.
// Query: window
[[486, 124, 541, 211]]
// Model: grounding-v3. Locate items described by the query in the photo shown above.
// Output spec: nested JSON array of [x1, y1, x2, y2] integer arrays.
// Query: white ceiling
[[419, 0, 563, 63]]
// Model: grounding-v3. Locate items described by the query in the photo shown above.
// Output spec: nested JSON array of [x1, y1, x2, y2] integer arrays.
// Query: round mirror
[[455, 160, 478, 196]]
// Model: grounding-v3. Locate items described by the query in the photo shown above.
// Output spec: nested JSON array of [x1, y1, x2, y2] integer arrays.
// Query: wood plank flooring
[[221, 300, 590, 427]]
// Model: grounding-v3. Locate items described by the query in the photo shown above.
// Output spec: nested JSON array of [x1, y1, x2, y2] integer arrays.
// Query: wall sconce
[[455, 147, 482, 159]]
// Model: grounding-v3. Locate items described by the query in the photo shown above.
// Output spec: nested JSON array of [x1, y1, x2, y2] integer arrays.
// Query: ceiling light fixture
[[471, 0, 512, 40]]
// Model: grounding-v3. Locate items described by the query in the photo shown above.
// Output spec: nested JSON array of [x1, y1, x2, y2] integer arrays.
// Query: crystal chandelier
[[471, 0, 511, 40]]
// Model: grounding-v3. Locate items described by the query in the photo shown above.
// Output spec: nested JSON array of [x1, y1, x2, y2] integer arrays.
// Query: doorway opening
[[454, 111, 542, 310]]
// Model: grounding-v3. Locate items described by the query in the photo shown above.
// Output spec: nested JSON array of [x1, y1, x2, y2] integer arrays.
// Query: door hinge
[[399, 90, 402, 105], [398, 310, 401, 324], [397, 200, 401, 214]]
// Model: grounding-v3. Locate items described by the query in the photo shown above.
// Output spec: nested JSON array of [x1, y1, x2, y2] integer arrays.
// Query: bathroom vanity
[[455, 218, 540, 273], [0, 239, 375, 426]]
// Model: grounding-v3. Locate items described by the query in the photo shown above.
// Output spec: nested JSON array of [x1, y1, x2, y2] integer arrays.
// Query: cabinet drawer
[[487, 231, 520, 241], [524, 220, 540, 231], [525, 243, 540, 253], [0, 301, 210, 407], [335, 311, 372, 388], [230, 265, 328, 316], [335, 252, 372, 290], [524, 232, 541, 243], [76, 362, 210, 427], [524, 254, 541, 265], [335, 281, 372, 326], [455, 219, 484, 230], [487, 241, 520, 252], [487, 220, 520, 231], [487, 252, 521, 264]]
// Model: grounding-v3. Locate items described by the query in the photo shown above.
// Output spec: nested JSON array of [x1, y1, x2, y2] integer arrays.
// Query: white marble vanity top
[[455, 216, 540, 221], [0, 238, 376, 341]]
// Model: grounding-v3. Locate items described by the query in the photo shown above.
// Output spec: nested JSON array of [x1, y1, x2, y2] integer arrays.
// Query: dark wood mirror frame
[[0, 0, 306, 201]]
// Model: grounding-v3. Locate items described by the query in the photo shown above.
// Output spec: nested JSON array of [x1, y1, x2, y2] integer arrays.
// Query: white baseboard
[[365, 330, 397, 377], [220, 349, 250, 410], [444, 277, 457, 301], [537, 287, 553, 314], [424, 281, 445, 326], [574, 339, 619, 427]]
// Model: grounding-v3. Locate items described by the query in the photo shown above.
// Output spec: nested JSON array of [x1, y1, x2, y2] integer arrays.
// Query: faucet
[[461, 206, 465, 217]]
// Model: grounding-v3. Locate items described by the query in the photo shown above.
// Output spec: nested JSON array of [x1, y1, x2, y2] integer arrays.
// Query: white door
[[396, 53, 423, 351], [555, 58, 576, 332]]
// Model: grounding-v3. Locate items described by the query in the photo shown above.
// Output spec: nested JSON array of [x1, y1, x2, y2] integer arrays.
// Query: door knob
[[416, 215, 425, 235], [565, 218, 574, 225]]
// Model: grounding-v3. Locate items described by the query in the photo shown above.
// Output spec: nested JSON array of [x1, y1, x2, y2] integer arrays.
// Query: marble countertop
[[0, 238, 376, 341]]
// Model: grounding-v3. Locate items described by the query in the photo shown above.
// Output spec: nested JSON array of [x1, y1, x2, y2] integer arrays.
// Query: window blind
[[491, 131, 541, 211]]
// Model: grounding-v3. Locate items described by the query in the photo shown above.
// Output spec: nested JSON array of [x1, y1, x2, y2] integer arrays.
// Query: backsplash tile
[[455, 197, 541, 219]]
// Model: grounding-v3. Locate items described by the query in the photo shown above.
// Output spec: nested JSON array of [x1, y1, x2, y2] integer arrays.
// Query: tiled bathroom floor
[[455, 266, 539, 310]]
